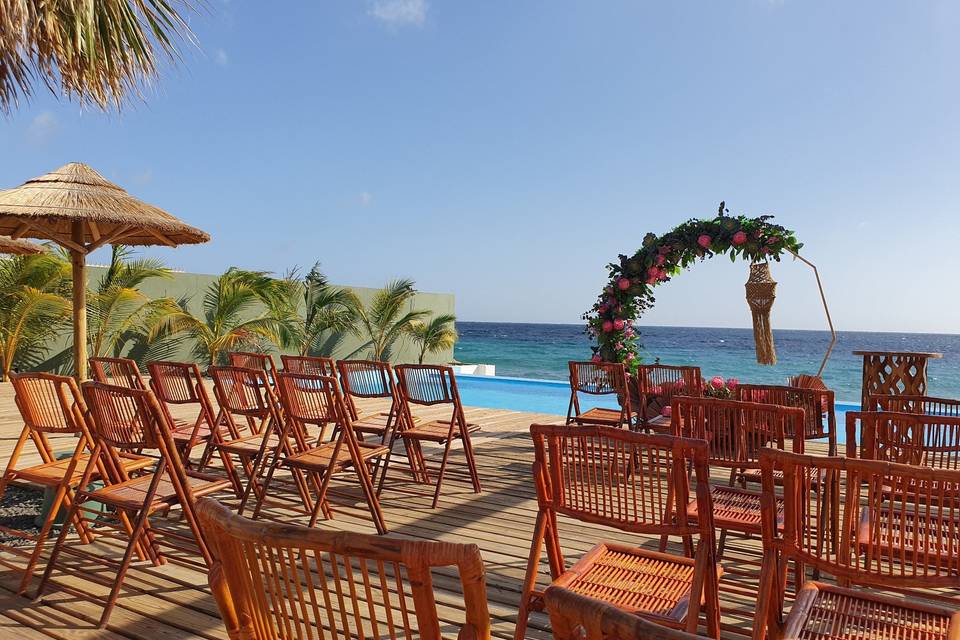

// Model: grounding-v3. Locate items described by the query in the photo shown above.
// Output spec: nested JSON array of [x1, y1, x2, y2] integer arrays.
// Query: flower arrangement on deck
[[704, 375, 739, 400], [584, 202, 803, 372]]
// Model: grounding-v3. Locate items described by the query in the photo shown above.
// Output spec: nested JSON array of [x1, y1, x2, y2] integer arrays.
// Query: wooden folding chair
[[280, 354, 337, 377], [147, 360, 222, 468], [392, 364, 482, 508], [636, 364, 703, 432], [338, 359, 419, 442], [227, 351, 280, 393], [545, 586, 713, 640], [870, 394, 960, 416], [196, 497, 491, 640], [515, 424, 722, 640], [753, 449, 960, 640], [847, 410, 960, 471], [0, 373, 151, 594], [89, 356, 146, 389], [672, 397, 805, 556], [255, 372, 390, 533], [208, 365, 287, 514], [565, 361, 632, 428], [36, 381, 232, 628], [738, 384, 837, 455]]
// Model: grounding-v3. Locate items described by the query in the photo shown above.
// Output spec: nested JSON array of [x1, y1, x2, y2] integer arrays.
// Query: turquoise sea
[[454, 323, 960, 403]]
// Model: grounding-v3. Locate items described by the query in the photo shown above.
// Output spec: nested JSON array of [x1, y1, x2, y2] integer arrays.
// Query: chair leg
[[460, 434, 482, 494], [17, 483, 69, 594], [514, 510, 550, 640], [34, 489, 85, 600], [97, 506, 155, 628], [430, 438, 457, 509]]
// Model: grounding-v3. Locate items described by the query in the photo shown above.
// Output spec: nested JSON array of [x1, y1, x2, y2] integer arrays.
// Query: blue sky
[[2, 1, 959, 333]]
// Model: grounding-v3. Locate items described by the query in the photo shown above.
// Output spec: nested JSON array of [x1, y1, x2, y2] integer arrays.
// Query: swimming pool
[[456, 374, 861, 443]]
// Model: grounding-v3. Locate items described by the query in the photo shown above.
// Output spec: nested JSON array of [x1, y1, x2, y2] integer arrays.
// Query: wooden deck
[[0, 381, 828, 639]]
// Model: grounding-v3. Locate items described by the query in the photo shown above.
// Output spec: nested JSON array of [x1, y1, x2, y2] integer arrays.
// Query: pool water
[[456, 374, 860, 444]]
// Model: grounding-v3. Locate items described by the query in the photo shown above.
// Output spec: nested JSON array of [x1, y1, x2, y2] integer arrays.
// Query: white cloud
[[26, 111, 58, 145], [359, 192, 373, 206], [367, 0, 428, 28], [214, 49, 229, 66]]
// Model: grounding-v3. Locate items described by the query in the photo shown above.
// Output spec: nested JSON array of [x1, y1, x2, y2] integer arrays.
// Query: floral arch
[[585, 202, 804, 372]]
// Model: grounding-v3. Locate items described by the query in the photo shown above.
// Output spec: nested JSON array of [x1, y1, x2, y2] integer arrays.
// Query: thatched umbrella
[[0, 236, 45, 255], [0, 162, 209, 379]]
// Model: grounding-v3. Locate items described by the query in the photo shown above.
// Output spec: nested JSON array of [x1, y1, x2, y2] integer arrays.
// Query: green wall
[[37, 267, 456, 371]]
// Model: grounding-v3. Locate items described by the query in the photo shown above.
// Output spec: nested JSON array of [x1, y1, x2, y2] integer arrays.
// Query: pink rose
[[655, 254, 666, 266], [761, 247, 770, 254], [646, 276, 657, 284], [617, 277, 631, 290], [754, 230, 763, 239], [726, 377, 739, 390], [659, 245, 671, 255], [625, 352, 635, 360], [732, 231, 747, 246], [767, 237, 778, 245], [658, 270, 669, 280], [602, 320, 614, 332], [591, 354, 602, 363], [613, 319, 625, 331], [661, 405, 672, 418], [624, 327, 634, 337], [710, 376, 725, 390], [698, 234, 712, 249], [647, 266, 661, 277], [615, 342, 624, 350]]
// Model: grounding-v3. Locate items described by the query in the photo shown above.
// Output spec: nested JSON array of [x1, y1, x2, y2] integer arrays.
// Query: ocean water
[[454, 322, 960, 403]]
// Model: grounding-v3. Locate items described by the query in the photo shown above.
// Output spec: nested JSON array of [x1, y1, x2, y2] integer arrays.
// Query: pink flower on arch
[[698, 234, 712, 249], [602, 320, 614, 332], [710, 376, 725, 390], [726, 377, 739, 391], [655, 254, 666, 266], [615, 342, 624, 350], [732, 231, 747, 246], [625, 352, 636, 360], [646, 276, 657, 284], [659, 245, 671, 255], [613, 319, 625, 331], [617, 277, 631, 291]]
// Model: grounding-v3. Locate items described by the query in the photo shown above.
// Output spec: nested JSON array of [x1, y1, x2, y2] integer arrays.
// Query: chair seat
[[551, 542, 719, 626], [13, 452, 153, 487], [688, 485, 783, 534], [741, 465, 825, 486], [88, 472, 231, 510], [858, 507, 960, 558], [285, 441, 389, 472], [782, 581, 959, 640], [399, 420, 480, 442], [170, 419, 212, 444], [573, 407, 626, 426], [215, 434, 276, 456]]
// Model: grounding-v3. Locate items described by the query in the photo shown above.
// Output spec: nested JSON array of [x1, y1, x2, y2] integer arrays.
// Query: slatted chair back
[[672, 397, 805, 472], [227, 351, 279, 391], [566, 361, 631, 426], [544, 586, 712, 640], [89, 356, 146, 390], [10, 372, 89, 439], [275, 372, 342, 444], [755, 449, 960, 640], [871, 394, 960, 416], [737, 383, 837, 455], [337, 359, 398, 421], [195, 497, 491, 640], [210, 366, 276, 420], [395, 364, 466, 424], [847, 410, 960, 471], [531, 424, 714, 539], [636, 364, 703, 424], [148, 361, 207, 406], [83, 380, 167, 452], [280, 354, 337, 378]]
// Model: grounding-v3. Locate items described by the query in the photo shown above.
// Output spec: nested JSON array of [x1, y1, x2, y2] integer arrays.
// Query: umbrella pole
[[70, 224, 88, 381]]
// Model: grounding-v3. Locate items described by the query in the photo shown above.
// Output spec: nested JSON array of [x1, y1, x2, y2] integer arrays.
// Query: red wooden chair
[[847, 410, 960, 472], [636, 364, 703, 432], [566, 361, 632, 428], [208, 365, 288, 514], [36, 381, 232, 627], [672, 397, 805, 556], [255, 372, 389, 533], [280, 354, 337, 377], [338, 359, 416, 443], [393, 364, 482, 508], [870, 394, 960, 416], [89, 356, 146, 389], [754, 449, 960, 640], [147, 360, 222, 468], [515, 424, 722, 640], [227, 351, 280, 392], [737, 384, 837, 456], [0, 373, 151, 594], [545, 586, 713, 640], [196, 497, 491, 640]]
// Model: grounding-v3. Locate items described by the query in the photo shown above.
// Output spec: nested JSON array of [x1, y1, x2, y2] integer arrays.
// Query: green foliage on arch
[[584, 202, 803, 371]]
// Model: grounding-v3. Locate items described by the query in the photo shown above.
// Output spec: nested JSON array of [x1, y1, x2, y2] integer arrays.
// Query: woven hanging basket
[[745, 262, 777, 365]]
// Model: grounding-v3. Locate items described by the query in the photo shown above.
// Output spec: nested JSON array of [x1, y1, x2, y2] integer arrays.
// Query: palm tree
[[151, 268, 300, 367], [407, 314, 458, 364], [1, 1, 200, 113], [87, 245, 181, 360], [286, 263, 358, 357], [353, 279, 430, 362], [0, 251, 71, 379]]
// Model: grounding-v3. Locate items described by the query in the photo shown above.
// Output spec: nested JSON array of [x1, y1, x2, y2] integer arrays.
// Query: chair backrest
[[544, 586, 711, 640], [195, 497, 491, 640], [530, 423, 714, 540], [568, 361, 628, 396], [82, 380, 169, 451], [89, 356, 146, 390], [209, 366, 276, 418], [275, 372, 346, 446], [338, 359, 397, 420], [280, 354, 337, 378], [636, 364, 703, 420], [847, 410, 960, 471], [227, 351, 279, 386], [759, 448, 960, 590], [395, 364, 461, 406], [737, 383, 835, 441], [148, 360, 207, 406], [10, 372, 88, 436], [672, 397, 805, 469], [871, 394, 960, 417]]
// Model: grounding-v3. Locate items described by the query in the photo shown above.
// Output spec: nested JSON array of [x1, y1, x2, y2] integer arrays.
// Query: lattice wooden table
[[854, 350, 943, 409]]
